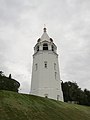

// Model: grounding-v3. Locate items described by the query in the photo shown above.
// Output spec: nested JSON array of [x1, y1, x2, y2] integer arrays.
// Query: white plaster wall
[[31, 50, 63, 101]]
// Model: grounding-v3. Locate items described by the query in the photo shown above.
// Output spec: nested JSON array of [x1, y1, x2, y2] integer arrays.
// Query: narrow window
[[52, 45, 54, 51], [54, 63, 56, 70], [55, 72, 57, 79], [43, 43, 48, 50], [57, 95, 60, 100], [37, 46, 39, 51], [44, 61, 47, 68], [35, 64, 38, 70]]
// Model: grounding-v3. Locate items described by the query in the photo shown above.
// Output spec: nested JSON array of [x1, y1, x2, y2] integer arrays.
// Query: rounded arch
[[43, 43, 48, 50], [37, 46, 39, 51], [52, 45, 54, 51]]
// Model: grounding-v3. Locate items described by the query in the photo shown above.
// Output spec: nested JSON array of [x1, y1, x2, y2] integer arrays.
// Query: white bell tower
[[31, 27, 63, 101]]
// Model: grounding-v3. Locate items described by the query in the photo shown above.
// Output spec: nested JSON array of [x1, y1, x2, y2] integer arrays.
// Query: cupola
[[34, 27, 57, 54]]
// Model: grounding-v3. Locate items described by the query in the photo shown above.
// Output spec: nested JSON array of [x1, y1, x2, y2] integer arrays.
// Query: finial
[[43, 24, 47, 32], [44, 24, 46, 28]]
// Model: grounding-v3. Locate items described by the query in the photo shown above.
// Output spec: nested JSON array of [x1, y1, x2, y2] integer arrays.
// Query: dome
[[39, 28, 52, 43]]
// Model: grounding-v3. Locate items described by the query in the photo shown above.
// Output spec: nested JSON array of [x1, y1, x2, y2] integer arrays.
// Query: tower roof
[[40, 27, 51, 42]]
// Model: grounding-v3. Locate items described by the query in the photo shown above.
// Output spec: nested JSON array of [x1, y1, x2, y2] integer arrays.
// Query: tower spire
[[31, 27, 63, 101]]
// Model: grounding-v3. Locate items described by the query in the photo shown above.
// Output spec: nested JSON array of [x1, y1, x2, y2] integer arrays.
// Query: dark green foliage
[[0, 90, 90, 120], [0, 71, 20, 92], [83, 89, 90, 106], [9, 74, 12, 79], [62, 81, 90, 106], [0, 71, 4, 76]]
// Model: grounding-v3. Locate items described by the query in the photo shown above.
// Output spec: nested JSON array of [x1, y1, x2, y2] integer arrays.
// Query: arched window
[[43, 43, 48, 50], [35, 63, 38, 70], [55, 72, 57, 79], [44, 61, 47, 68], [37, 46, 39, 51], [54, 63, 56, 70], [44, 94, 48, 98], [57, 95, 60, 100], [52, 45, 54, 51]]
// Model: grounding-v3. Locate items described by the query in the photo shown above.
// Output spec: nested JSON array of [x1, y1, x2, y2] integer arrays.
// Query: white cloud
[[0, 0, 90, 93]]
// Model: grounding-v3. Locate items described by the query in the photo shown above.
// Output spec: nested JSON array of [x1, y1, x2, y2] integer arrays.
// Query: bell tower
[[30, 27, 63, 101]]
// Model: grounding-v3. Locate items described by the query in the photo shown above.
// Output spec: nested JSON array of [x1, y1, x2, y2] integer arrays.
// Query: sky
[[0, 0, 90, 93]]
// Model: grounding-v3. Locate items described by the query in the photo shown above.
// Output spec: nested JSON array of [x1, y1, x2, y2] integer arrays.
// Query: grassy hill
[[0, 90, 90, 120]]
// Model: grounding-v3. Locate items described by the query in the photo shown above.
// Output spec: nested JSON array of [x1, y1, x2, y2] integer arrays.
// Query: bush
[[0, 74, 20, 92]]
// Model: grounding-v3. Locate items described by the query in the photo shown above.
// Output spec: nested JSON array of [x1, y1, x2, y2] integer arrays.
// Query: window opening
[[43, 43, 48, 50], [44, 61, 47, 68], [54, 63, 56, 70], [37, 38, 40, 42], [35, 64, 38, 70], [52, 45, 54, 51], [37, 46, 39, 51], [57, 95, 60, 100], [55, 72, 57, 79], [44, 94, 48, 98], [50, 38, 53, 42]]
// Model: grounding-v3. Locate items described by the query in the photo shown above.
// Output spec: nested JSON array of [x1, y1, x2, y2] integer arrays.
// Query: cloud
[[0, 0, 90, 93]]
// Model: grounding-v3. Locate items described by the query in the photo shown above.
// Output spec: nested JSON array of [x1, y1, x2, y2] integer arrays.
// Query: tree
[[62, 81, 90, 106], [84, 89, 90, 106], [9, 74, 12, 79], [0, 71, 20, 92], [0, 71, 4, 76], [62, 81, 79, 102]]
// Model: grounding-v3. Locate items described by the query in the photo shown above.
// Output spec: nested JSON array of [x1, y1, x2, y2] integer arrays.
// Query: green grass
[[0, 90, 90, 120]]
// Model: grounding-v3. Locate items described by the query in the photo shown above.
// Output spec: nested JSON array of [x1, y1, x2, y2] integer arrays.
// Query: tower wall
[[31, 50, 63, 101], [31, 27, 63, 101]]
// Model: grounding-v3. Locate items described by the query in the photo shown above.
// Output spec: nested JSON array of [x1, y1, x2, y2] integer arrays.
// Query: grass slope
[[0, 90, 90, 120]]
